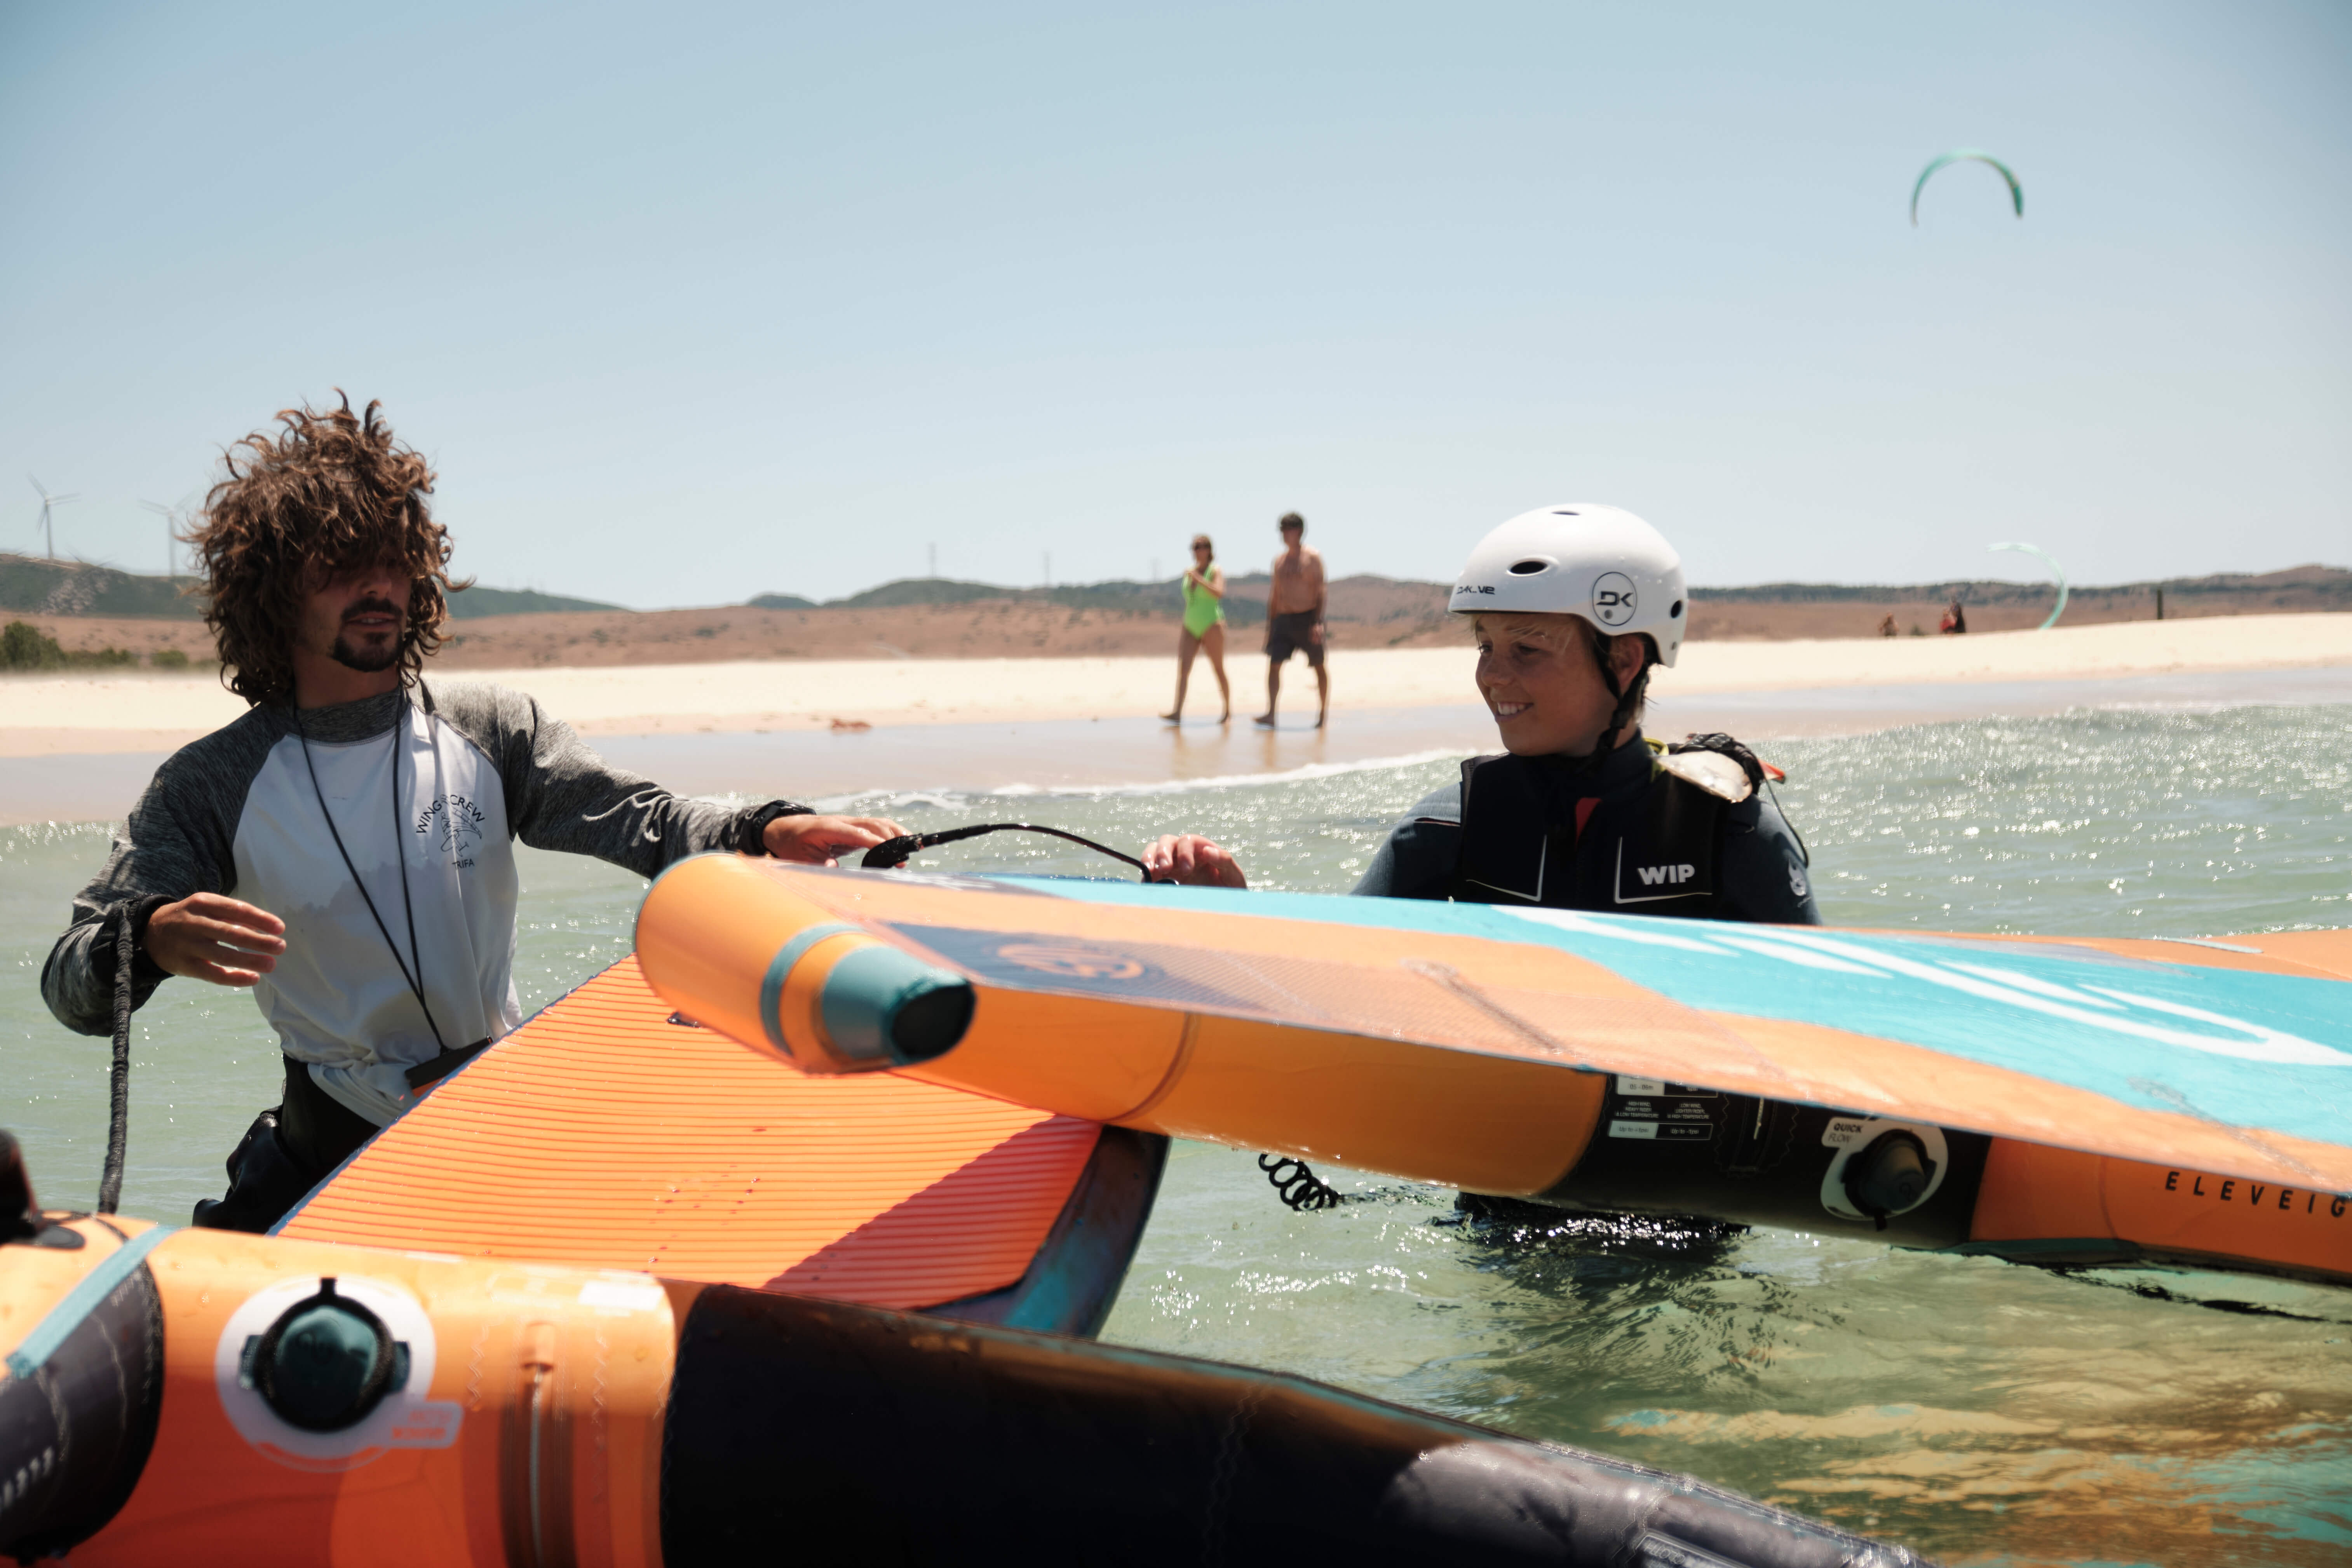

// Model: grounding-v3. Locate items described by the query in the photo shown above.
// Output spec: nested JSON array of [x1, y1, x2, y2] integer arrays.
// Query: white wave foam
[[828, 747, 1466, 811]]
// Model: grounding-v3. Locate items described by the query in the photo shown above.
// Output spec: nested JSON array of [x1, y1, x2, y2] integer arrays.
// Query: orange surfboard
[[276, 955, 1164, 1333]]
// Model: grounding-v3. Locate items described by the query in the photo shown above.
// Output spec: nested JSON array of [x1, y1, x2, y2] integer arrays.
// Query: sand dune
[[5, 612, 2348, 758]]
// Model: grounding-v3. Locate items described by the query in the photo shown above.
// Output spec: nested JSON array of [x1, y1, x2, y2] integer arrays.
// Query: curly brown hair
[[188, 394, 466, 706]]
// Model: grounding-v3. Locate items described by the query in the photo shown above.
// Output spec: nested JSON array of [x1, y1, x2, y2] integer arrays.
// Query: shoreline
[[5, 662, 2350, 828], [4, 613, 2350, 761]]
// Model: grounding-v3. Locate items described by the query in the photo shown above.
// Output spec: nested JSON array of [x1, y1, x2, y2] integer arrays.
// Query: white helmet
[[1448, 503, 1688, 668]]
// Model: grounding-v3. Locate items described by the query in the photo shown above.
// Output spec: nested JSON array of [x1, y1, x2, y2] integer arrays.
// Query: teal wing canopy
[[1911, 149, 2024, 226]]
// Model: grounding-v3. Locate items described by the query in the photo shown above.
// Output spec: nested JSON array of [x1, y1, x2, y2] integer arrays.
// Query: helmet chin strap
[[1558, 627, 1650, 775]]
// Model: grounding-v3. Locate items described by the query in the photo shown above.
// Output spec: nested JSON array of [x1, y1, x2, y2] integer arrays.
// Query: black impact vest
[[1446, 738, 1751, 916]]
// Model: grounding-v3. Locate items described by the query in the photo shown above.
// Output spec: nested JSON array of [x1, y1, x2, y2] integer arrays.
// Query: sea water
[[5, 703, 2349, 1565]]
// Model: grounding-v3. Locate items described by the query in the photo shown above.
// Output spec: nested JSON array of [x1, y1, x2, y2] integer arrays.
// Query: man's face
[[1279, 525, 1303, 550], [297, 561, 413, 674]]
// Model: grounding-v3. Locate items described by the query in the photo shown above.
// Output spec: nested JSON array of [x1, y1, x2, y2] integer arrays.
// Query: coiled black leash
[[98, 905, 134, 1213], [861, 822, 1159, 880], [1258, 1153, 1343, 1211]]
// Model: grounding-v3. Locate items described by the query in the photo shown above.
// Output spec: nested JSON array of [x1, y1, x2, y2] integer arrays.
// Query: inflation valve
[[1843, 1132, 1938, 1232], [240, 1277, 408, 1432]]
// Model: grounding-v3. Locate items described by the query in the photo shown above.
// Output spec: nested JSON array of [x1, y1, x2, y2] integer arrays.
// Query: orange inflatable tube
[[634, 854, 1611, 1198], [2, 1185, 1916, 1565]]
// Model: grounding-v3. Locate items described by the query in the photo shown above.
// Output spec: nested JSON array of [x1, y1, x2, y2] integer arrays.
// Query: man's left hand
[[763, 814, 910, 866]]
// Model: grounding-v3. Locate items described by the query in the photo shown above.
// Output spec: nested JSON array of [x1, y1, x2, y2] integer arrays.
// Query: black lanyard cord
[[295, 691, 449, 1056]]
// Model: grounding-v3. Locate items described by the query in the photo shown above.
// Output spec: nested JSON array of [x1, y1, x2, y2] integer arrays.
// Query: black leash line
[[97, 908, 133, 1213], [861, 822, 1158, 880]]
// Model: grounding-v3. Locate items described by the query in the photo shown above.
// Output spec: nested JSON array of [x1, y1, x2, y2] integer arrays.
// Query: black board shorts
[[1265, 610, 1324, 667]]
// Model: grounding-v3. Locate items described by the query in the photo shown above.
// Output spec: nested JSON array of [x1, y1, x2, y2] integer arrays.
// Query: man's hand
[[143, 893, 287, 987], [763, 814, 911, 867], [1140, 834, 1247, 888]]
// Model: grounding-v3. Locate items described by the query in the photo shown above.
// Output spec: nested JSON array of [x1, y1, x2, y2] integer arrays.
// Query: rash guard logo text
[[416, 794, 487, 861]]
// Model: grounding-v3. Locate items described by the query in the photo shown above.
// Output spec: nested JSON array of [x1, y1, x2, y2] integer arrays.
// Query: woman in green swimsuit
[[1161, 533, 1231, 724]]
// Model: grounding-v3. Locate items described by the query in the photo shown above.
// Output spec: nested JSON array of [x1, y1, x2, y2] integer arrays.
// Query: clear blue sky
[[5, 2, 2347, 606]]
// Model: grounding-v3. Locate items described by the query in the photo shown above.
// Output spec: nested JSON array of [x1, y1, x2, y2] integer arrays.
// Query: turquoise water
[[6, 703, 2350, 1565]]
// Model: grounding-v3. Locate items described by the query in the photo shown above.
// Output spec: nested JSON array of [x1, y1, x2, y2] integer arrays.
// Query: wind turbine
[[141, 498, 194, 578], [28, 476, 76, 559]]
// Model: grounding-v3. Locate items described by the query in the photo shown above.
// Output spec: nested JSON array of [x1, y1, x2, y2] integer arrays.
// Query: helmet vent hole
[[1670, 600, 1684, 618], [1507, 559, 1550, 576], [1549, 509, 1578, 516]]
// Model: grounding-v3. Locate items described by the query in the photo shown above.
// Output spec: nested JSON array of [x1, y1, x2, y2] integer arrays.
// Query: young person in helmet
[[1142, 504, 1819, 926]]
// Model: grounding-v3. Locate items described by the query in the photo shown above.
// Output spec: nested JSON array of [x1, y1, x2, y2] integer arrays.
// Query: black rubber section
[[0, 1256, 164, 1560], [1537, 1089, 1991, 1248], [659, 1286, 1930, 1567], [1847, 1132, 1934, 1220], [888, 983, 976, 1064], [1, 1131, 37, 1244]]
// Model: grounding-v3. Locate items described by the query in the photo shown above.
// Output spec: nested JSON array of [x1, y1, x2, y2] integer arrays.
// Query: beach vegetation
[[1, 620, 61, 668], [2, 620, 140, 670]]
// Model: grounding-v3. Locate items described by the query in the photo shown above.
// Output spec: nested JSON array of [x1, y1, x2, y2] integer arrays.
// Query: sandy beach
[[6, 613, 2351, 823], [8, 612, 2350, 758]]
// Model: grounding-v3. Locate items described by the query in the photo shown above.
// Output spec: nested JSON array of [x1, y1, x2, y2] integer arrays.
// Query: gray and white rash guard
[[44, 681, 779, 1126]]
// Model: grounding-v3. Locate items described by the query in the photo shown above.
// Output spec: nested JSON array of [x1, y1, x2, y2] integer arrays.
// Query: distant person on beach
[[1878, 614, 1898, 638], [1142, 503, 1818, 930], [1939, 598, 1967, 634], [40, 395, 904, 1233], [1257, 511, 1328, 729], [1160, 533, 1230, 725]]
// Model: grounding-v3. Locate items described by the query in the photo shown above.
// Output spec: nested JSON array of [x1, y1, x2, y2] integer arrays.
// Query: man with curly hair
[[42, 396, 905, 1231]]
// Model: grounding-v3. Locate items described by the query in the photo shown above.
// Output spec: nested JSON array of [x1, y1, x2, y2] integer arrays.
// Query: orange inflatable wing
[[632, 859, 2352, 1199]]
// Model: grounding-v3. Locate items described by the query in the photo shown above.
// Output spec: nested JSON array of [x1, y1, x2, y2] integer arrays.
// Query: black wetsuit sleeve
[[1351, 783, 1463, 901], [432, 681, 782, 877], [40, 712, 277, 1036], [1714, 791, 1821, 925]]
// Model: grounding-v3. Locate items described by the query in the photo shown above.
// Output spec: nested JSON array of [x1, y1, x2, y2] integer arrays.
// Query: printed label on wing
[[882, 924, 1268, 1013]]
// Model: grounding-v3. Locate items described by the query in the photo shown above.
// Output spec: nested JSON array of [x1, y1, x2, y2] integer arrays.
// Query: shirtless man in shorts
[[1255, 512, 1328, 729]]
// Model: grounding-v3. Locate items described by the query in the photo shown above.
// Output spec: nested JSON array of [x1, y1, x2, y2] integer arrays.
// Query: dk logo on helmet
[[1591, 572, 1638, 627]]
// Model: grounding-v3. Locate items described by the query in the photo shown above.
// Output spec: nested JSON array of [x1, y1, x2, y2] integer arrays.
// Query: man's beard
[[329, 599, 406, 673]]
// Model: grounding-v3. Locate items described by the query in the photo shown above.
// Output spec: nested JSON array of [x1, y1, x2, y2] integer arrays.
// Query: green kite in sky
[[1911, 149, 2023, 226]]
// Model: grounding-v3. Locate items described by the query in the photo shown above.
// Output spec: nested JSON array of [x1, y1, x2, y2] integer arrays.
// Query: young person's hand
[[144, 893, 287, 987], [1140, 834, 1247, 888], [764, 814, 910, 867]]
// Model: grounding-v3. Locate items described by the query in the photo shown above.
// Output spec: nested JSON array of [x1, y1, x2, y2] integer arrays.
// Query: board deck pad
[[278, 955, 1103, 1310], [759, 868, 2352, 1193]]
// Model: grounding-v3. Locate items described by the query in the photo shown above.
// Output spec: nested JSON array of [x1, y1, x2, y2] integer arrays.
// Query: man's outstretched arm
[[440, 682, 902, 875]]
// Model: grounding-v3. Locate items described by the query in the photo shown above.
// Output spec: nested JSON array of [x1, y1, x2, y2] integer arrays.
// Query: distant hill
[[0, 556, 631, 620], [809, 564, 2350, 620], [825, 579, 1012, 610], [446, 586, 628, 618], [0, 554, 202, 618], [1691, 564, 2352, 607], [816, 575, 1282, 623], [810, 575, 1259, 619], [19, 551, 2345, 644]]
